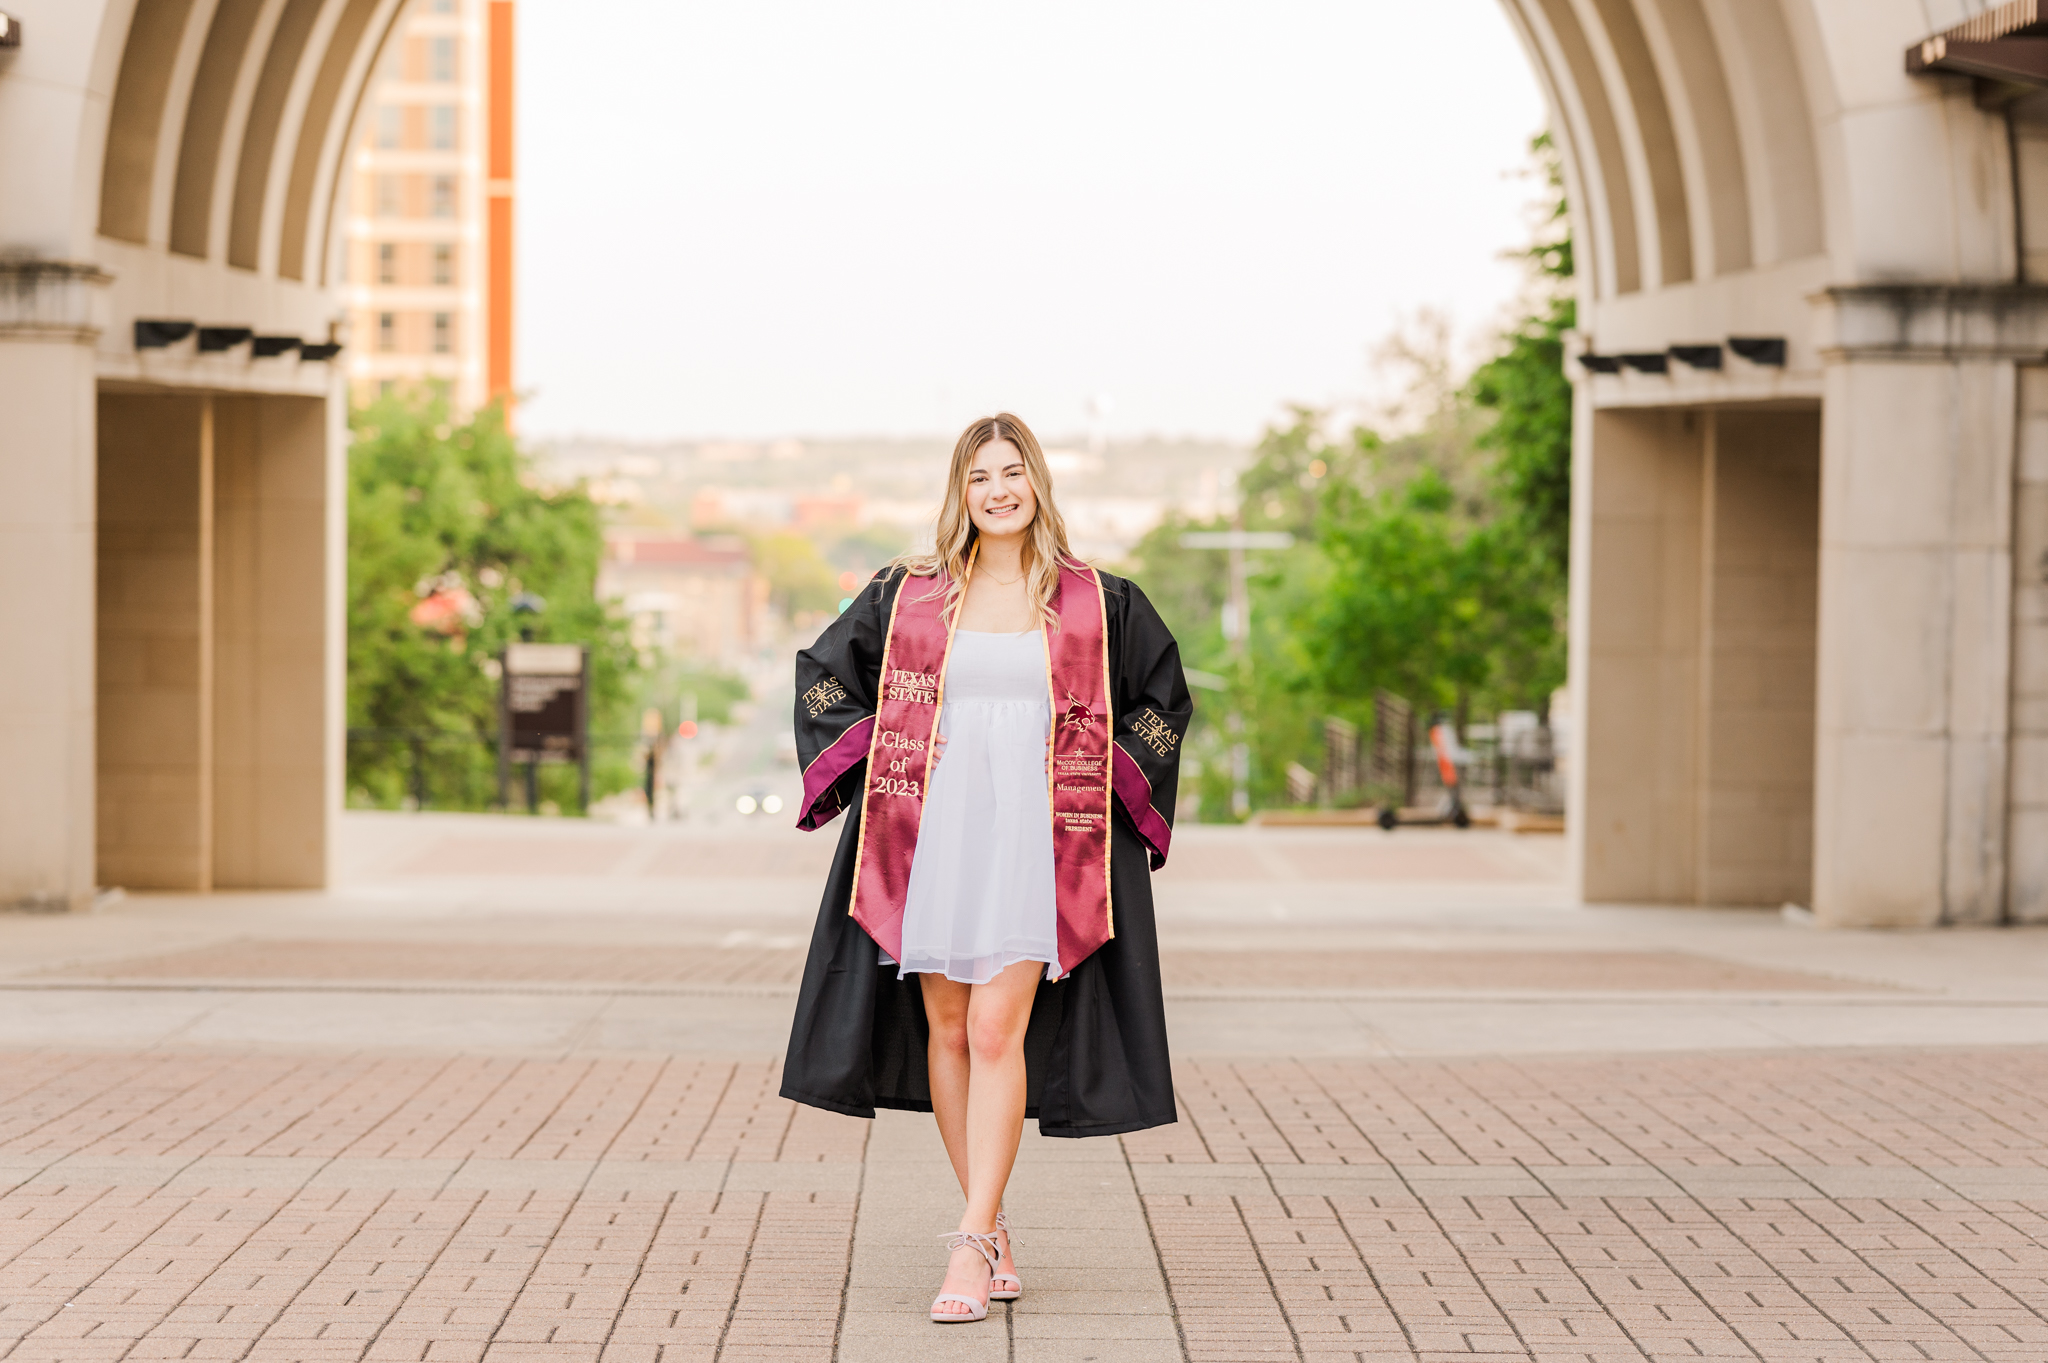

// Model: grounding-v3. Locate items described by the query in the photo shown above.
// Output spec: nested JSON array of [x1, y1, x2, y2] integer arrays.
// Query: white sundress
[[888, 629, 1060, 984]]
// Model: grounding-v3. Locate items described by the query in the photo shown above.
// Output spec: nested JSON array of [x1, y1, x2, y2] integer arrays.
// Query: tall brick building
[[342, 0, 514, 417]]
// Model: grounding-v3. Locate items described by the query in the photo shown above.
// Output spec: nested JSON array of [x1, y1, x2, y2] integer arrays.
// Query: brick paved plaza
[[2, 813, 2047, 1362]]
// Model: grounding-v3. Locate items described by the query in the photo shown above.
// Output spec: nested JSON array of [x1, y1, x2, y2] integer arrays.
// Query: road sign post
[[498, 642, 591, 814]]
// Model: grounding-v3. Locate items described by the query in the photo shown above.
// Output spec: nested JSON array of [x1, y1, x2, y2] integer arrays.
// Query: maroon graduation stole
[[850, 556, 1114, 979]]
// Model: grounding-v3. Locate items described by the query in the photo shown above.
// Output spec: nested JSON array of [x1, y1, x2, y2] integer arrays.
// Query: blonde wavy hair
[[892, 412, 1076, 627]]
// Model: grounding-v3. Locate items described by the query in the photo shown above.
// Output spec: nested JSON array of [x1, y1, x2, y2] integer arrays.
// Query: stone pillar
[[1570, 405, 1706, 902], [1695, 410, 1821, 908], [0, 262, 105, 911], [212, 395, 339, 889], [96, 393, 215, 891], [2010, 367, 2048, 923], [90, 389, 340, 895], [1811, 287, 2034, 927], [1570, 402, 1825, 909]]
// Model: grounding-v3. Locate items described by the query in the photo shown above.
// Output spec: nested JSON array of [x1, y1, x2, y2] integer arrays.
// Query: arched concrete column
[[1793, 4, 2042, 926], [0, 0, 404, 907], [0, 264, 104, 912], [1504, 0, 1830, 284], [1, 5, 134, 910], [1499, 0, 2048, 927]]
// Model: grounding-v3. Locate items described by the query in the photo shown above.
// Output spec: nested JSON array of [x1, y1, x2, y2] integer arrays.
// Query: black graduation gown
[[779, 566, 1190, 1138]]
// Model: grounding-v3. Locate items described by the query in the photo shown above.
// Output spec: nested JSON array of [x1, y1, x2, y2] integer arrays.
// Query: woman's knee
[[965, 1010, 1026, 1062], [929, 1013, 971, 1057], [921, 978, 971, 1053]]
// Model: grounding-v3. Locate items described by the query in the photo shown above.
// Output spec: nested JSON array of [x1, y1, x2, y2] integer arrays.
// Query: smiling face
[[965, 438, 1038, 543]]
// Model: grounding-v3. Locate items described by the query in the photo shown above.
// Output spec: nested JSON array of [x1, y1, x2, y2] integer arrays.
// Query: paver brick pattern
[[34, 943, 1870, 995], [1, 1049, 2045, 1361]]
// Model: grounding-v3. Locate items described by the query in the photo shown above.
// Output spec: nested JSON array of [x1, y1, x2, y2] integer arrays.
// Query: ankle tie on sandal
[[938, 1229, 1000, 1267]]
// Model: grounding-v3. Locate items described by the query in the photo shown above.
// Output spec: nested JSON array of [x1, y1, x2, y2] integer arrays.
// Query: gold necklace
[[980, 569, 1025, 586]]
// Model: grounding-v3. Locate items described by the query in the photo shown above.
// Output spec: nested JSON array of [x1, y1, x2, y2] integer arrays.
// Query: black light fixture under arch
[[134, 320, 196, 349], [1728, 336, 1787, 367]]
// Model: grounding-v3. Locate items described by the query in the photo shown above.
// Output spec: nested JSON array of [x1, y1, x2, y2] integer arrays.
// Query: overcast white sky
[[515, 1, 1547, 443]]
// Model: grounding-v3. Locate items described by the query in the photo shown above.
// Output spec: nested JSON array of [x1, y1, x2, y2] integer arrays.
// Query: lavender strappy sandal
[[931, 1229, 1000, 1323]]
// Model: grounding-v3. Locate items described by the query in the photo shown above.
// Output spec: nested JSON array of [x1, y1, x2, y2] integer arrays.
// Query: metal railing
[[1309, 701, 1564, 814], [345, 728, 644, 813]]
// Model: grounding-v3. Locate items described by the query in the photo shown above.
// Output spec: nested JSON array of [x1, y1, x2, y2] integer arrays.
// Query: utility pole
[[1180, 528, 1294, 819]]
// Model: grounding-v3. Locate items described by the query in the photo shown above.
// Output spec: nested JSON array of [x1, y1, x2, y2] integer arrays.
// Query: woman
[[782, 412, 1190, 1324]]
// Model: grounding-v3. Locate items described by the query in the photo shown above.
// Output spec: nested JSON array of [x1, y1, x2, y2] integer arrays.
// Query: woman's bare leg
[[921, 960, 1041, 1318], [919, 975, 972, 1195], [959, 959, 1040, 1231]]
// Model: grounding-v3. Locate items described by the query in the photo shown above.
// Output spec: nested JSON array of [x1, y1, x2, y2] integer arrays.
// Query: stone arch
[[98, 0, 198, 243], [277, 0, 395, 282], [1514, 0, 1643, 297], [169, 0, 265, 258], [1500, 0, 1829, 293], [1583, 0, 1694, 287], [91, 0, 401, 272], [1635, 0, 1751, 277], [225, 0, 323, 270], [1698, 0, 1824, 264]]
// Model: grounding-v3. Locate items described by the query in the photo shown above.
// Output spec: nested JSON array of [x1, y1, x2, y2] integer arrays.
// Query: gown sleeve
[[793, 569, 896, 830], [1107, 576, 1192, 869]]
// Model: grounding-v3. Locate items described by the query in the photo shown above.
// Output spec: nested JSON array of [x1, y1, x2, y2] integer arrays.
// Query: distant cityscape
[[535, 433, 1247, 555], [539, 433, 1250, 669]]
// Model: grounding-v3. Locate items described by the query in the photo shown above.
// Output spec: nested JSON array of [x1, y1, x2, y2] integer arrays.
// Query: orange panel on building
[[487, 0, 515, 414]]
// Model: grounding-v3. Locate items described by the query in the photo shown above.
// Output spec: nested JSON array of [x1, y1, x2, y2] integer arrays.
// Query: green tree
[[1467, 131, 1575, 585], [1299, 135, 1574, 725], [1303, 468, 1559, 720], [346, 390, 638, 810]]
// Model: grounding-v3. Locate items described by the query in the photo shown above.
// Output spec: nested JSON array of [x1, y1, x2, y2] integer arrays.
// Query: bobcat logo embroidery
[[1062, 691, 1100, 732], [802, 676, 848, 719], [1129, 708, 1179, 757]]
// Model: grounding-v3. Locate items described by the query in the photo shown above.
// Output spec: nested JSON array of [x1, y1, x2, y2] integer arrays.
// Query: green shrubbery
[[345, 391, 643, 811]]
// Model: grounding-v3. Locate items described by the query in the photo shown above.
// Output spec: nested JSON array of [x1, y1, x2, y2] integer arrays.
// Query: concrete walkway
[[1, 812, 2046, 1361]]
